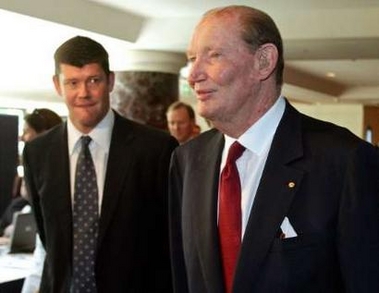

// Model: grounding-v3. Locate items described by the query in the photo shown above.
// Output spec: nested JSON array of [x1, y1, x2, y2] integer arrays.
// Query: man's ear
[[52, 75, 62, 96], [108, 72, 115, 92], [256, 43, 278, 80]]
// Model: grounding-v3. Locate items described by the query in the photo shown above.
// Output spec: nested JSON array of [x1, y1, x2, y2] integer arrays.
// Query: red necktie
[[218, 141, 245, 293]]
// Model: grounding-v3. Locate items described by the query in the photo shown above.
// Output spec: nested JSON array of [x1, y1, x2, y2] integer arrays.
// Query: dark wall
[[0, 115, 18, 216]]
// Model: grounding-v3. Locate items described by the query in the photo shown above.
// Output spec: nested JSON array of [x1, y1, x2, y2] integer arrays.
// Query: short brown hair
[[54, 36, 111, 76], [167, 101, 196, 121]]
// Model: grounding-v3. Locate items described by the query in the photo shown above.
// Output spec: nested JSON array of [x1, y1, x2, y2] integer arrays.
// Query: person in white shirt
[[23, 36, 177, 293], [168, 5, 379, 293]]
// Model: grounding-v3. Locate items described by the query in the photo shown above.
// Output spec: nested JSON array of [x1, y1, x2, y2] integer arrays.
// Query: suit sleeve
[[23, 144, 46, 246], [337, 141, 379, 291], [148, 136, 177, 293], [169, 150, 189, 293]]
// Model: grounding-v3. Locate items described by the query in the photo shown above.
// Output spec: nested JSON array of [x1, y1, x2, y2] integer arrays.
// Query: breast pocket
[[261, 232, 339, 291], [269, 233, 323, 252]]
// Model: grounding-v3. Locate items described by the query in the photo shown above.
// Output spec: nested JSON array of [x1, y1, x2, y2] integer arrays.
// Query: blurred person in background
[[166, 101, 198, 144], [0, 108, 62, 293], [0, 108, 62, 237], [21, 108, 63, 293]]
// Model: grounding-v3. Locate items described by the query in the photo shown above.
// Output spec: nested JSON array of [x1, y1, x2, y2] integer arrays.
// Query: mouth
[[76, 102, 97, 108], [195, 89, 215, 101]]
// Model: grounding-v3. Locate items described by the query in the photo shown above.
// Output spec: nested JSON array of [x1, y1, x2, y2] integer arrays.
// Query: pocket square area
[[279, 217, 298, 238]]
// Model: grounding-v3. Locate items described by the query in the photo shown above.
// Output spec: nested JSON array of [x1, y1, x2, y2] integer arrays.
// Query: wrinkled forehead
[[188, 14, 242, 53], [197, 10, 241, 33]]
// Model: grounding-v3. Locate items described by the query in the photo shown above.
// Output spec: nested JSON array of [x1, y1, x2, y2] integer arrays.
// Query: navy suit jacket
[[24, 112, 178, 293], [169, 101, 379, 292]]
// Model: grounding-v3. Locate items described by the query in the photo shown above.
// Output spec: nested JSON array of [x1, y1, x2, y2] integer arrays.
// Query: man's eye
[[65, 80, 78, 88], [187, 56, 196, 64], [210, 52, 221, 58], [89, 77, 100, 84]]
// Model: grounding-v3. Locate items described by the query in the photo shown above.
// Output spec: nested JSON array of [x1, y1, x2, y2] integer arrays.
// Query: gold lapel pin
[[288, 181, 295, 188]]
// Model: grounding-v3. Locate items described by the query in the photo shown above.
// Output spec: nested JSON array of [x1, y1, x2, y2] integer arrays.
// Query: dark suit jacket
[[169, 101, 379, 293], [23, 112, 178, 293]]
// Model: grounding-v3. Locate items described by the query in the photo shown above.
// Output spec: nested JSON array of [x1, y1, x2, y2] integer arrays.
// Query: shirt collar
[[68, 109, 115, 155], [224, 96, 285, 155]]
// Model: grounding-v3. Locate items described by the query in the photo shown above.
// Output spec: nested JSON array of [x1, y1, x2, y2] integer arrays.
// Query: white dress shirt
[[67, 109, 114, 214], [219, 96, 285, 238]]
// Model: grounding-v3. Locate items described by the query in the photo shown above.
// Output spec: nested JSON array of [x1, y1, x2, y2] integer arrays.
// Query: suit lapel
[[234, 102, 305, 292], [191, 131, 225, 292], [97, 115, 135, 247]]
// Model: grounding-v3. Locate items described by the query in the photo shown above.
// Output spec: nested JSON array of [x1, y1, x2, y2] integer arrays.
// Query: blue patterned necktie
[[72, 136, 98, 293]]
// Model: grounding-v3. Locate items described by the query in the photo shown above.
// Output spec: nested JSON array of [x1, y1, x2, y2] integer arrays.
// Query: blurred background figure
[[0, 108, 63, 237], [21, 108, 62, 293], [0, 108, 62, 293], [166, 101, 198, 144], [21, 108, 63, 143]]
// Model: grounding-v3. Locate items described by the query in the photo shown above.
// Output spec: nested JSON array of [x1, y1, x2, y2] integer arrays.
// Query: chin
[[79, 116, 100, 128], [197, 105, 208, 118], [198, 109, 213, 121]]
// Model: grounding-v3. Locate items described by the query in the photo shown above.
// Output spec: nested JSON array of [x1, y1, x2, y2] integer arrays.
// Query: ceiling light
[[326, 72, 336, 78]]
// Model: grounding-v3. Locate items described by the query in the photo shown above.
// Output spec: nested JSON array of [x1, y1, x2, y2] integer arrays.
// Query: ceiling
[[1, 0, 379, 112]]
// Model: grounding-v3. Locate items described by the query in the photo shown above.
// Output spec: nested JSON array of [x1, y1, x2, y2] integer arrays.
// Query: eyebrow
[[187, 46, 216, 58]]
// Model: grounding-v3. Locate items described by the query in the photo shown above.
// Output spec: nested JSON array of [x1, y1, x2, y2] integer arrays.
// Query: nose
[[187, 60, 206, 88], [77, 81, 89, 98], [171, 123, 179, 131]]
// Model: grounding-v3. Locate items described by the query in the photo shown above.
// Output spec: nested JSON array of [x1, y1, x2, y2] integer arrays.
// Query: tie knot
[[81, 136, 92, 148], [226, 141, 245, 163]]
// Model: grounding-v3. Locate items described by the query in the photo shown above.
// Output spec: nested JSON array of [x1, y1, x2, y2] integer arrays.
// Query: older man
[[169, 5, 379, 293]]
